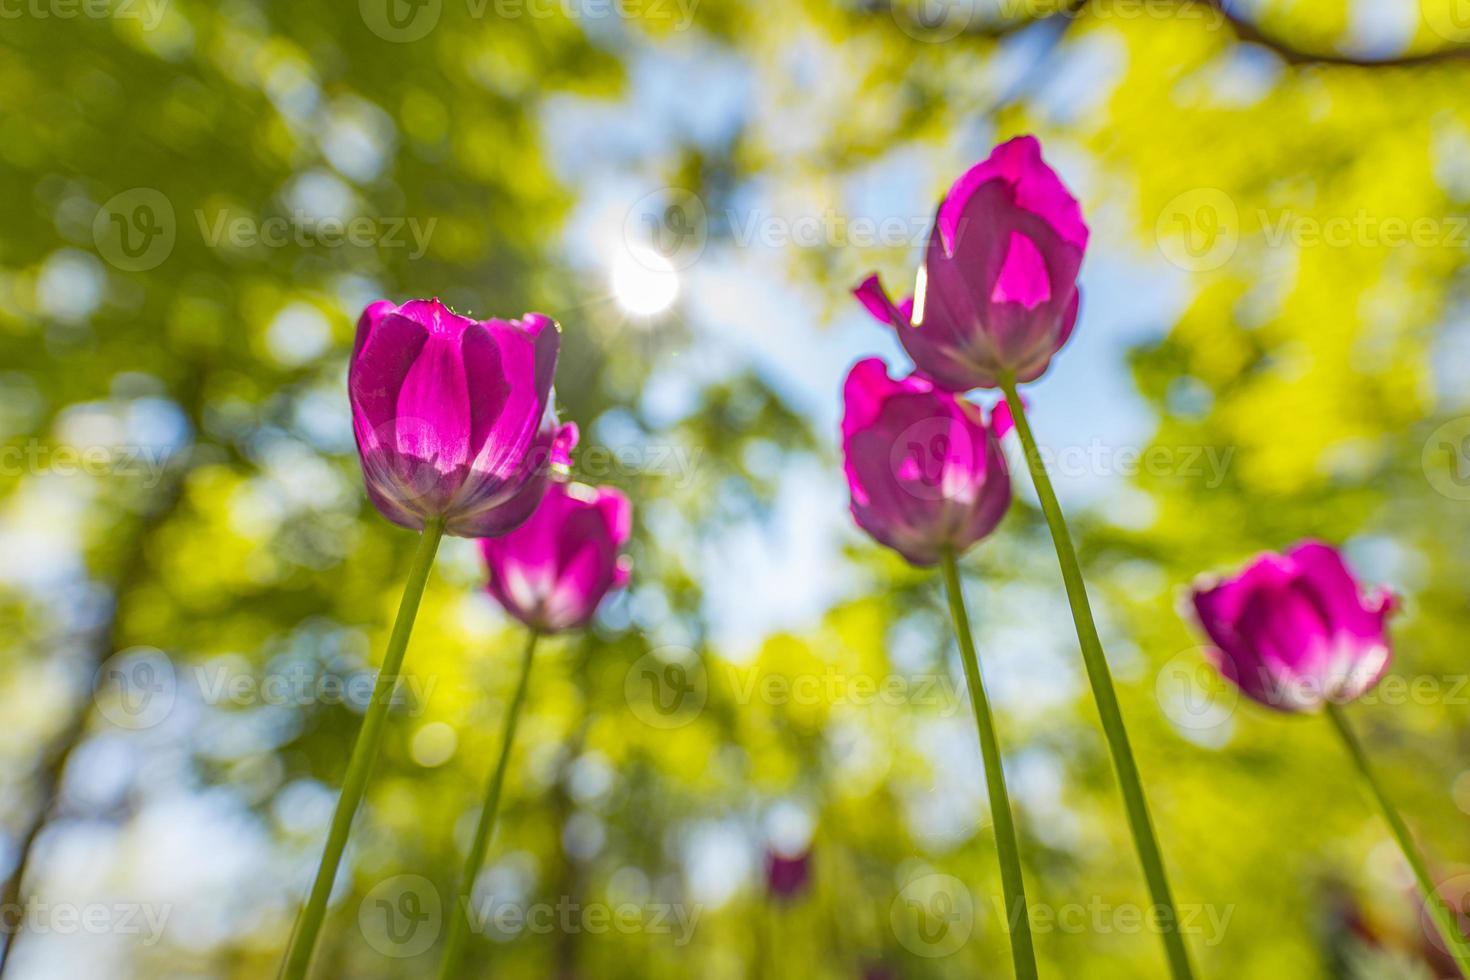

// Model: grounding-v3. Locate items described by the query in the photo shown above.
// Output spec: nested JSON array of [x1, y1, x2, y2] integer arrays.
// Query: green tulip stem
[[437, 628, 540, 980], [939, 547, 1039, 979], [999, 375, 1194, 980], [1326, 702, 1470, 975], [281, 518, 445, 980]]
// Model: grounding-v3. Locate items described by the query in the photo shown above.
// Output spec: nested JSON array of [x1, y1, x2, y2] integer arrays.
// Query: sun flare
[[611, 245, 679, 317]]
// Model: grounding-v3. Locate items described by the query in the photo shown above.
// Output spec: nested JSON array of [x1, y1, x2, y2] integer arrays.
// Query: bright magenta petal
[[348, 298, 562, 537], [480, 482, 633, 633], [841, 360, 1010, 567], [865, 136, 1088, 391], [1188, 543, 1393, 712]]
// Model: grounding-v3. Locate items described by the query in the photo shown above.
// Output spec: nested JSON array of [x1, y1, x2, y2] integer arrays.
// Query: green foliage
[[3, 1, 1470, 977]]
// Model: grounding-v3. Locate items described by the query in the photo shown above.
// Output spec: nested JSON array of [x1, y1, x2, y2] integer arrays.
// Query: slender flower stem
[[281, 518, 445, 980], [999, 376, 1194, 980], [939, 549, 1039, 979], [437, 629, 541, 980], [1326, 703, 1470, 975]]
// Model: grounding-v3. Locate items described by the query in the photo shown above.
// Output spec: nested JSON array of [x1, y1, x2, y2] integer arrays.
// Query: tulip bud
[[764, 847, 812, 902], [349, 298, 565, 538], [1189, 541, 1395, 712], [856, 136, 1088, 391], [841, 358, 1011, 567], [479, 482, 632, 634]]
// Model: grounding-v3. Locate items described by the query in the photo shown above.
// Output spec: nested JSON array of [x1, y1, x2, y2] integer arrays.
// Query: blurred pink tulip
[[1190, 541, 1395, 712], [480, 481, 632, 634], [349, 298, 570, 538], [841, 358, 1011, 567], [764, 847, 812, 902], [856, 135, 1088, 390]]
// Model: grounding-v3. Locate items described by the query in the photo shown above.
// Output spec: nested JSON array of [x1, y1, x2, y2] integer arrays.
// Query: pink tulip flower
[[1190, 541, 1396, 712], [764, 847, 812, 902], [480, 481, 632, 634], [841, 358, 1011, 567], [856, 136, 1088, 391], [349, 298, 571, 538]]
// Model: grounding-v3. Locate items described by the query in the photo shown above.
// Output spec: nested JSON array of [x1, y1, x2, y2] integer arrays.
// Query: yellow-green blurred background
[[3, 0, 1470, 976]]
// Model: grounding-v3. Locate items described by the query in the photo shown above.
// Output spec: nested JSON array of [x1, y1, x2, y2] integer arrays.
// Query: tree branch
[[1190, 0, 1470, 67], [866, 0, 1470, 68]]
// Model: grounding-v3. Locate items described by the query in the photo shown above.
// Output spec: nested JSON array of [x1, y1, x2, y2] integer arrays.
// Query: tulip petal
[[394, 333, 472, 473], [990, 232, 1052, 309], [842, 358, 916, 440], [939, 135, 1089, 255], [841, 361, 1010, 567], [1189, 542, 1394, 712], [394, 297, 466, 332], [612, 554, 633, 589], [349, 298, 567, 537], [350, 309, 430, 452], [437, 315, 561, 532], [462, 316, 560, 481], [353, 299, 397, 359], [448, 416, 572, 539], [480, 482, 632, 633], [596, 485, 633, 544], [1288, 540, 1395, 642], [460, 323, 513, 466], [882, 138, 1089, 391], [552, 421, 580, 468], [1052, 289, 1081, 354], [855, 274, 907, 328], [449, 461, 545, 538], [989, 396, 1022, 440]]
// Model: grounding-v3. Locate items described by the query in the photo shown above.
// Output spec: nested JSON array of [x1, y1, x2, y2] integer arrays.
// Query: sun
[[611, 245, 679, 317]]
